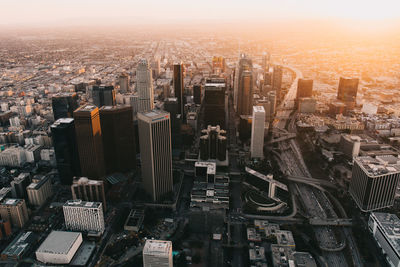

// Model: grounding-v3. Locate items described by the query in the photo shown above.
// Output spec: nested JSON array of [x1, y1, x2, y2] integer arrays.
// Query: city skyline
[[2, 0, 400, 27]]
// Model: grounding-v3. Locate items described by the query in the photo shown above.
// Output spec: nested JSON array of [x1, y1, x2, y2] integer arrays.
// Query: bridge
[[268, 133, 296, 144], [309, 218, 353, 226], [286, 175, 337, 189]]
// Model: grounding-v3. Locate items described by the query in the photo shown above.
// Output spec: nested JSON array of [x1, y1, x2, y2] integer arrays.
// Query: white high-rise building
[[136, 59, 154, 113], [63, 200, 104, 234], [143, 240, 173, 267], [251, 106, 265, 159], [138, 110, 173, 202]]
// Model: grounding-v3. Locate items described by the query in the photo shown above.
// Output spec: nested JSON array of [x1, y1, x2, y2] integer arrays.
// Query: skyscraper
[[337, 77, 359, 103], [51, 118, 81, 185], [193, 84, 202, 105], [173, 63, 184, 116], [92, 85, 116, 107], [136, 59, 154, 112], [138, 110, 173, 202], [235, 54, 253, 114], [119, 73, 130, 93], [204, 77, 226, 127], [71, 177, 107, 211], [349, 156, 400, 212], [251, 106, 265, 159], [63, 200, 105, 234], [73, 105, 105, 179], [296, 79, 313, 99], [99, 106, 136, 174], [51, 93, 79, 121], [199, 125, 227, 162], [238, 70, 253, 115], [212, 56, 225, 74], [272, 65, 283, 99], [143, 240, 173, 267], [261, 52, 270, 72]]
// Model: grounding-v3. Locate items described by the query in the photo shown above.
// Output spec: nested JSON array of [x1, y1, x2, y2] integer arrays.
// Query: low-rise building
[[36, 231, 83, 264]]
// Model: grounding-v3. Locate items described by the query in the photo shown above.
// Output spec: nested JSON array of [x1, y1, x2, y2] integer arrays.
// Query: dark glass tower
[[51, 93, 79, 120], [51, 118, 81, 185], [73, 105, 105, 179], [173, 64, 184, 116], [99, 106, 136, 174], [92, 85, 116, 107]]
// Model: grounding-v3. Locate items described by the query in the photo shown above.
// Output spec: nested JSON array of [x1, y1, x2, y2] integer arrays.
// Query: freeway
[[272, 65, 362, 267]]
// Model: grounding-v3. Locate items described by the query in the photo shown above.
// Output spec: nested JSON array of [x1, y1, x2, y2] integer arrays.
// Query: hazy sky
[[1, 0, 400, 26]]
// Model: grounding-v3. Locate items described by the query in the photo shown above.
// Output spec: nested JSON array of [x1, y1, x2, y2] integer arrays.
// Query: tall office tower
[[92, 85, 116, 107], [136, 59, 154, 112], [204, 77, 226, 127], [235, 54, 253, 114], [71, 177, 107, 211], [163, 98, 182, 149], [272, 65, 283, 99], [99, 106, 136, 174], [27, 175, 53, 206], [296, 79, 313, 99], [119, 73, 130, 93], [73, 105, 105, 179], [199, 125, 227, 161], [349, 156, 400, 212], [124, 94, 139, 119], [264, 71, 272, 87], [268, 91, 277, 116], [63, 200, 105, 234], [337, 77, 359, 103], [152, 58, 161, 78], [0, 199, 29, 228], [51, 118, 81, 185], [238, 70, 253, 115], [143, 239, 173, 267], [51, 93, 79, 121], [10, 173, 30, 200], [212, 56, 226, 74], [138, 110, 173, 202], [173, 63, 184, 116], [261, 52, 270, 72], [251, 106, 266, 159], [193, 84, 202, 105]]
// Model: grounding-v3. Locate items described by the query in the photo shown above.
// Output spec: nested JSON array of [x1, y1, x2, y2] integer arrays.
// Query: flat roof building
[[369, 212, 400, 267], [63, 200, 105, 234], [143, 239, 173, 267], [0, 198, 29, 228], [36, 231, 82, 265], [350, 156, 400, 211]]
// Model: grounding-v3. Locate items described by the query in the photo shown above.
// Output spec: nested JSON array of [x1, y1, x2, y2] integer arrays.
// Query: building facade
[[349, 156, 400, 211], [63, 200, 105, 234], [138, 110, 173, 202], [136, 59, 154, 112], [143, 239, 173, 267], [51, 118, 81, 185], [0, 198, 29, 228], [99, 106, 136, 174], [73, 105, 105, 179], [251, 106, 265, 159], [71, 177, 107, 211]]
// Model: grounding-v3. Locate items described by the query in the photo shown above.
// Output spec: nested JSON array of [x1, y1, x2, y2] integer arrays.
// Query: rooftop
[[143, 240, 172, 257], [138, 109, 170, 122], [2, 232, 36, 258], [36, 231, 82, 255], [371, 212, 400, 257], [2, 198, 23, 206], [355, 156, 400, 177], [64, 200, 102, 209]]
